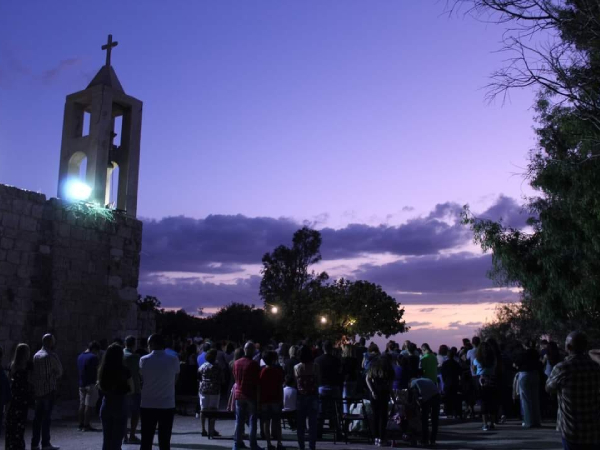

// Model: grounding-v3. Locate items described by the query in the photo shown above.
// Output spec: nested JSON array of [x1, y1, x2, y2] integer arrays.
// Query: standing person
[[259, 351, 284, 450], [467, 336, 481, 376], [366, 355, 395, 446], [410, 376, 441, 447], [77, 341, 100, 432], [140, 334, 181, 450], [98, 343, 131, 450], [232, 341, 262, 450], [284, 346, 300, 379], [314, 340, 341, 438], [546, 331, 600, 450], [419, 344, 438, 384], [0, 345, 11, 439], [440, 347, 462, 419], [123, 336, 142, 445], [5, 343, 31, 450], [31, 333, 62, 450], [340, 344, 360, 413], [473, 341, 498, 430], [514, 347, 542, 428], [295, 345, 320, 450], [198, 349, 224, 437]]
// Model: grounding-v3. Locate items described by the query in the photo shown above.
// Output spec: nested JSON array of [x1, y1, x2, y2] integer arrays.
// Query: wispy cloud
[[41, 57, 82, 83]]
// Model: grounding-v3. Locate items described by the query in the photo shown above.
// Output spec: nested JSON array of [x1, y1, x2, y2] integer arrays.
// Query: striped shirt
[[32, 348, 63, 397], [546, 354, 600, 444]]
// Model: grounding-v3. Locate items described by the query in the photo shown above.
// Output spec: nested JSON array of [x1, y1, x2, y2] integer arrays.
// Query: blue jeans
[[100, 395, 128, 450], [233, 399, 258, 450], [562, 439, 599, 450], [318, 385, 341, 435], [31, 392, 55, 448], [342, 382, 357, 413], [297, 394, 318, 450]]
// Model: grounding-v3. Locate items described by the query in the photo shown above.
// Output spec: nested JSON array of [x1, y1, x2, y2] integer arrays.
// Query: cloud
[[478, 195, 531, 229], [464, 321, 483, 327], [402, 206, 415, 212], [419, 308, 436, 313], [448, 321, 462, 329], [407, 321, 432, 327], [41, 58, 82, 83]]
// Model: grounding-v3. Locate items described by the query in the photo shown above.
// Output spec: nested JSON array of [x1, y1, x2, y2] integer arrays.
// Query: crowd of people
[[0, 330, 599, 450]]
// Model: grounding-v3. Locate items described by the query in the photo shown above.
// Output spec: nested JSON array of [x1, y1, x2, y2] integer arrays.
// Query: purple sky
[[0, 2, 536, 347]]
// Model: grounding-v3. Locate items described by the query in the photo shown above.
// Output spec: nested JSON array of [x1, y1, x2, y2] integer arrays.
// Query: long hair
[[475, 341, 496, 369], [367, 354, 394, 380], [10, 343, 30, 375], [98, 343, 124, 392]]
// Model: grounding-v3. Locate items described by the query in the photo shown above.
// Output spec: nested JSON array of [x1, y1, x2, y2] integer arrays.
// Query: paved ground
[[15, 404, 564, 450]]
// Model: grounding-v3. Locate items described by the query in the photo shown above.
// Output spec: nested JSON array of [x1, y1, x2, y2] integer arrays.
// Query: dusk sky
[[0, 2, 536, 347]]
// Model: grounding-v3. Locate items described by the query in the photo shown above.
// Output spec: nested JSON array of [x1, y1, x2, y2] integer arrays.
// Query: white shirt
[[466, 348, 477, 375], [283, 386, 297, 411], [140, 350, 180, 409]]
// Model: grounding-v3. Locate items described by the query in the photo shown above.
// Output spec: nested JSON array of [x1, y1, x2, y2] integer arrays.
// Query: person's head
[[438, 345, 448, 356], [125, 335, 136, 350], [566, 331, 588, 355], [88, 340, 101, 355], [408, 342, 417, 354], [322, 340, 333, 354], [98, 343, 125, 391], [472, 336, 481, 347], [462, 338, 471, 347], [244, 341, 255, 358], [10, 343, 30, 373], [226, 342, 235, 354], [421, 343, 432, 354], [233, 347, 245, 361], [148, 334, 165, 351], [42, 333, 55, 350], [448, 347, 457, 360], [289, 345, 298, 359], [368, 342, 380, 354], [263, 350, 277, 366], [205, 349, 218, 364], [540, 339, 549, 349], [359, 337, 366, 346], [284, 374, 296, 388], [486, 338, 500, 356], [403, 340, 411, 350], [368, 354, 394, 380], [186, 343, 197, 357], [299, 345, 313, 364]]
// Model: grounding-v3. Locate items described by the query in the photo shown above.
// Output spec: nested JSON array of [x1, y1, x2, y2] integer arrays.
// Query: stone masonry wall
[[0, 183, 155, 398]]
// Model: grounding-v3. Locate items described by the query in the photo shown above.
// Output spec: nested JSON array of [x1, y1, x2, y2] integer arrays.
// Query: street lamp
[[271, 306, 278, 314], [320, 316, 327, 324]]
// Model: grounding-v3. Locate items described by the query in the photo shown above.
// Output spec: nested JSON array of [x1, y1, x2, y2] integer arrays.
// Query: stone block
[[0, 262, 16, 276], [58, 223, 70, 238], [0, 237, 13, 250], [108, 276, 122, 288], [0, 250, 5, 261], [12, 199, 32, 215], [118, 286, 137, 301], [111, 248, 123, 258], [110, 236, 124, 249], [2, 213, 19, 229], [19, 216, 37, 232], [14, 240, 34, 252], [39, 245, 51, 255], [7, 250, 21, 264], [31, 204, 44, 219]]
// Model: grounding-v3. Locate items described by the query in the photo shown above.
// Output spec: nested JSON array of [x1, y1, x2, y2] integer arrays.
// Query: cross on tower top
[[101, 34, 118, 67]]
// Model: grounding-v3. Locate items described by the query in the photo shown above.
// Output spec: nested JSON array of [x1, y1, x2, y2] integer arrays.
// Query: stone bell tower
[[57, 35, 142, 217]]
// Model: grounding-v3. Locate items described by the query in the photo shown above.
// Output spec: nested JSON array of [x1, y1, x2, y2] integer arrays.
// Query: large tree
[[459, 0, 600, 343], [260, 227, 406, 342]]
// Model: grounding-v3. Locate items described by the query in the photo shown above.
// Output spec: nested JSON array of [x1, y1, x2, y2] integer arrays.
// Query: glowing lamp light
[[65, 179, 92, 201], [320, 316, 327, 324], [271, 306, 279, 314]]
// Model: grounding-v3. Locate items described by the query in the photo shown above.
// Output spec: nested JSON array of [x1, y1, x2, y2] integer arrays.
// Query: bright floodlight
[[320, 316, 327, 324], [271, 306, 278, 314], [65, 179, 92, 201]]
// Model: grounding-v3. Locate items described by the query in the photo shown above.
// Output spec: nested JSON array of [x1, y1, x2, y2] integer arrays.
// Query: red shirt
[[233, 357, 260, 401], [259, 365, 284, 404]]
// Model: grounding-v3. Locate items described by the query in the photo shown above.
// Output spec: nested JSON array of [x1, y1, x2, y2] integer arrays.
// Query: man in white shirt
[[466, 336, 480, 376], [140, 334, 180, 450]]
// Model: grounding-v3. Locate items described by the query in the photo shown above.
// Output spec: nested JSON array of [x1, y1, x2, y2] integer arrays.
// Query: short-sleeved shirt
[[295, 362, 319, 396], [77, 351, 99, 387], [410, 377, 439, 402], [198, 362, 224, 396], [259, 365, 284, 404], [32, 348, 63, 397], [140, 350, 180, 409], [233, 356, 260, 401], [283, 386, 297, 411], [420, 353, 438, 383], [123, 348, 141, 394], [466, 348, 477, 375], [546, 354, 600, 444]]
